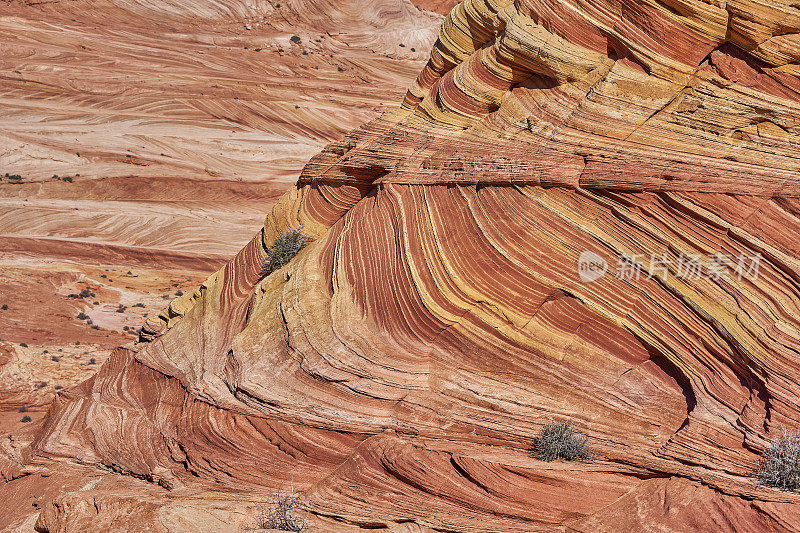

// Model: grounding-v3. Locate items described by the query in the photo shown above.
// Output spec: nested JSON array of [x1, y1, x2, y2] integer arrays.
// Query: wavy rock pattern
[[29, 0, 800, 530], [0, 0, 440, 272], [413, 0, 461, 14], [0, 0, 443, 438]]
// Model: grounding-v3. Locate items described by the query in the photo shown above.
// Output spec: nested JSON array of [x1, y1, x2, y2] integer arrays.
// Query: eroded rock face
[[0, 0, 442, 360], [29, 0, 800, 530]]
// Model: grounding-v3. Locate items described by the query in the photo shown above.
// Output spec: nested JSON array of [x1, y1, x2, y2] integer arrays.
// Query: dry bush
[[757, 428, 800, 491], [255, 488, 307, 531], [533, 419, 593, 462], [261, 228, 310, 278]]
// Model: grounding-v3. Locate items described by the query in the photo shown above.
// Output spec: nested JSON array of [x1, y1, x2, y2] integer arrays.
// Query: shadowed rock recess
[[30, 0, 800, 530]]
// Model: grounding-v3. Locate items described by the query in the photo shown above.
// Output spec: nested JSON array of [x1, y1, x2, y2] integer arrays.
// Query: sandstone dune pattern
[[17, 0, 800, 531], [0, 0, 440, 287]]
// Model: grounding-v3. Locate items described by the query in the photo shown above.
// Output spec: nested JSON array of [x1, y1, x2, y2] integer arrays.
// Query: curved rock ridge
[[30, 0, 800, 531]]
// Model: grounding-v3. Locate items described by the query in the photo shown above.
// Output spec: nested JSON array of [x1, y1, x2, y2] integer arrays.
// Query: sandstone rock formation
[[14, 0, 800, 530], [0, 0, 442, 529], [0, 0, 442, 479], [414, 0, 461, 14], [0, 0, 441, 357]]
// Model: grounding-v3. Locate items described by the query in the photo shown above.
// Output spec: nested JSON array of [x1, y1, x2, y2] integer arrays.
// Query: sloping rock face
[[30, 0, 800, 530]]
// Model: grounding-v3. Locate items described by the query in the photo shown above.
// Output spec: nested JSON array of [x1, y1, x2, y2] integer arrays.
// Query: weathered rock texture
[[414, 0, 461, 14], [0, 0, 441, 356], [0, 0, 442, 474], [25, 0, 800, 530]]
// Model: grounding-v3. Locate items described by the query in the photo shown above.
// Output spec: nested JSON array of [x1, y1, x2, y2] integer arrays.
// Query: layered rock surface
[[15, 0, 800, 530], [0, 0, 441, 472], [0, 0, 441, 354]]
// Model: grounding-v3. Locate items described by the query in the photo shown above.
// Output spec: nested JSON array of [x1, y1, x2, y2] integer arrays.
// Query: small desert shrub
[[18, 405, 27, 413], [756, 428, 800, 491], [77, 312, 88, 320], [35, 381, 47, 389], [533, 419, 592, 462], [261, 228, 310, 278], [19, 343, 28, 348], [51, 355, 60, 362], [1, 304, 7, 310], [89, 357, 96, 365], [21, 415, 32, 423], [255, 489, 307, 532]]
